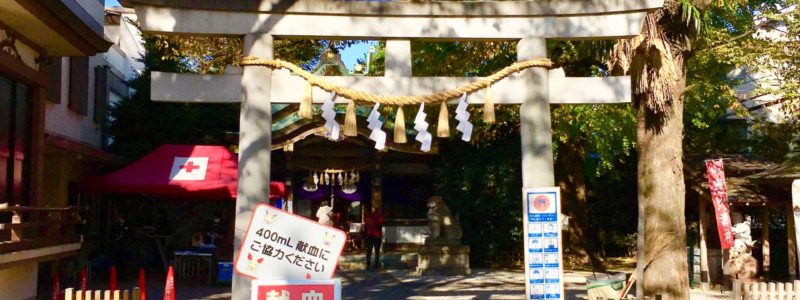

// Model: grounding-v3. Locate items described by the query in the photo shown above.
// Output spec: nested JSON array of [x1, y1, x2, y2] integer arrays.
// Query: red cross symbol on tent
[[180, 161, 201, 173], [170, 157, 209, 181]]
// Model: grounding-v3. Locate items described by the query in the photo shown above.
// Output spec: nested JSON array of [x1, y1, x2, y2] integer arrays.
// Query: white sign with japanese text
[[523, 187, 564, 300], [235, 204, 347, 280]]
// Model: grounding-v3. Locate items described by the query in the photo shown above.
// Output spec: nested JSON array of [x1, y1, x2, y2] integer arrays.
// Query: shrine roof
[[748, 157, 800, 186], [685, 154, 774, 206]]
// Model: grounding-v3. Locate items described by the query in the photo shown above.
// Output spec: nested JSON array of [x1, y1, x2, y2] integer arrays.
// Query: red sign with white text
[[251, 279, 341, 300], [706, 159, 734, 250]]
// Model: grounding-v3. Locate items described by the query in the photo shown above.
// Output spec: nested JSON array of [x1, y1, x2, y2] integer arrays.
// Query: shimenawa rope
[[240, 56, 553, 105]]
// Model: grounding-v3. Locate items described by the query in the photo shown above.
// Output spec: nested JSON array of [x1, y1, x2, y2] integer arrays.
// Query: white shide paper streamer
[[367, 103, 387, 150], [454, 93, 473, 142], [413, 103, 432, 152], [321, 93, 340, 140]]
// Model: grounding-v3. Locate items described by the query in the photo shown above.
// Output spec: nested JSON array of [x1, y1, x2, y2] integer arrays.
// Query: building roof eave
[[14, 0, 112, 56]]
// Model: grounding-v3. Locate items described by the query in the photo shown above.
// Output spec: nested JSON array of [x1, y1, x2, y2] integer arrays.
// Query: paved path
[[118, 269, 731, 299]]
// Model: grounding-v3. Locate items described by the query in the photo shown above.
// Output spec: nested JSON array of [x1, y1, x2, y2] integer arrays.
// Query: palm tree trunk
[[635, 68, 689, 299], [610, 2, 694, 298]]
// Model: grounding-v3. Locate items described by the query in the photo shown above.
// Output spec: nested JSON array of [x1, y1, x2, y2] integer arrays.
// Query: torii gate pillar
[[518, 38, 555, 187], [233, 33, 274, 295]]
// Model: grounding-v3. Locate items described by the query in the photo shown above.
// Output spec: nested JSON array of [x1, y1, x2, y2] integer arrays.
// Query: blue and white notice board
[[523, 187, 563, 300]]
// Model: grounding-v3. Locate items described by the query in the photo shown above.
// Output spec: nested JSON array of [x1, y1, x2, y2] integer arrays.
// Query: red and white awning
[[81, 144, 284, 200]]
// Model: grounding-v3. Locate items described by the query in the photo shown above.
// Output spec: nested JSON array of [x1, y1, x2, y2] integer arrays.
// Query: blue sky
[[105, 0, 374, 73], [339, 41, 377, 73]]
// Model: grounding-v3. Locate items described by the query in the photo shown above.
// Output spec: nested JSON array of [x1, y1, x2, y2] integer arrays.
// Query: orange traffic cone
[[52, 272, 60, 300], [163, 266, 175, 300], [138, 268, 147, 300], [79, 267, 88, 291], [109, 266, 117, 293]]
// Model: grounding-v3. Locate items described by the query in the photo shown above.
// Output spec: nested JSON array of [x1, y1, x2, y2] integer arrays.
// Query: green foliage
[[548, 40, 639, 263], [679, 0, 705, 31], [548, 41, 637, 175], [409, 41, 524, 266], [433, 135, 524, 267], [108, 26, 241, 159], [359, 41, 385, 76], [681, 0, 800, 157], [585, 154, 639, 257], [683, 45, 744, 155]]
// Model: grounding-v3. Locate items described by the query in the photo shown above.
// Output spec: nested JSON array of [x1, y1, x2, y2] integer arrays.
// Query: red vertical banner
[[706, 159, 734, 249]]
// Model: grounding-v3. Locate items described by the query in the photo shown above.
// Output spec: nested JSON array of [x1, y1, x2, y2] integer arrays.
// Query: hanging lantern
[[303, 171, 318, 192], [342, 184, 357, 194]]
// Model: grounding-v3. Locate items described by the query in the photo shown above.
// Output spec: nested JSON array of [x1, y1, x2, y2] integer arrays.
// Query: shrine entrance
[[269, 100, 437, 251], [120, 1, 663, 298]]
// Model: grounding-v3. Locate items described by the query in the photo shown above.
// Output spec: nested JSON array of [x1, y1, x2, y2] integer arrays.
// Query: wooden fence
[[63, 287, 141, 300], [0, 206, 86, 254], [732, 279, 800, 299]]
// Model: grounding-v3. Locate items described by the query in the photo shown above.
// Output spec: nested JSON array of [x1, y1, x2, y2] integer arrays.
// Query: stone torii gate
[[122, 0, 663, 298]]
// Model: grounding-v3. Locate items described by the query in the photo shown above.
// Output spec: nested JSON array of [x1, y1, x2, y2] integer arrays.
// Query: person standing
[[364, 206, 384, 270]]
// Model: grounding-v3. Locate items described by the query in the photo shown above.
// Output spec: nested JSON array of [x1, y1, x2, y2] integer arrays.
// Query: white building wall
[[728, 22, 794, 124], [44, 7, 144, 147], [104, 9, 144, 81], [729, 67, 789, 124], [44, 55, 105, 147]]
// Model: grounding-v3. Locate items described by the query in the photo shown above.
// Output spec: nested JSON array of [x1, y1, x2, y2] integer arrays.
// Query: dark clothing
[[366, 236, 382, 270], [364, 211, 384, 269]]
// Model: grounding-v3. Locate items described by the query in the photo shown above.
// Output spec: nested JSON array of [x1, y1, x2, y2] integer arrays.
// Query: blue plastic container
[[217, 262, 233, 284]]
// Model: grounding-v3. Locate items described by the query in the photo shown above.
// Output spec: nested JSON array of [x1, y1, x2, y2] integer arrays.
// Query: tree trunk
[[634, 23, 691, 300], [619, 4, 693, 298], [555, 139, 605, 271], [636, 80, 689, 299]]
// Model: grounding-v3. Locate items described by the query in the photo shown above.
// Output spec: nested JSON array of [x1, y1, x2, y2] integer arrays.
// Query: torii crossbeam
[[120, 0, 663, 298]]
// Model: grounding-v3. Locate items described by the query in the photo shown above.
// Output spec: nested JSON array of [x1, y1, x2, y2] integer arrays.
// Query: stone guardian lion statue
[[425, 196, 462, 245]]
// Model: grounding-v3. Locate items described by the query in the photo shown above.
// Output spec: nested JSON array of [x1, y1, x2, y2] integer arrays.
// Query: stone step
[[338, 251, 419, 270]]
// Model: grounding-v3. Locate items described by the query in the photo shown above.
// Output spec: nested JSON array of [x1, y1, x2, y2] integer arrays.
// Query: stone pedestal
[[415, 245, 471, 275]]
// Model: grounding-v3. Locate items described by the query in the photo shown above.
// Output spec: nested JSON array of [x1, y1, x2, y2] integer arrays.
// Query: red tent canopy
[[81, 145, 285, 200]]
